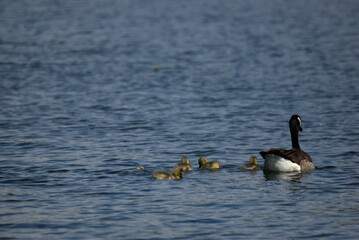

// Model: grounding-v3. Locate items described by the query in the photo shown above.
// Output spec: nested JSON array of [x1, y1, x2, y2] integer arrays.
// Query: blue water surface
[[1, 0, 359, 239]]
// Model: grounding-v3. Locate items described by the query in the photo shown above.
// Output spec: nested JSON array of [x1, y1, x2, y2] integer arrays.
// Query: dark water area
[[1, 0, 359, 239]]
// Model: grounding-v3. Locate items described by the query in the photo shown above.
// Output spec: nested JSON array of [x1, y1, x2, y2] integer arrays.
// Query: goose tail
[[259, 151, 267, 158]]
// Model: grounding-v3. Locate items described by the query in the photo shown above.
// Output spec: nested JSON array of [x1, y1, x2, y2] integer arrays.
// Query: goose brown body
[[260, 115, 315, 172]]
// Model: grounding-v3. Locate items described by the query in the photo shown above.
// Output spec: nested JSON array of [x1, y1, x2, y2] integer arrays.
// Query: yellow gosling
[[174, 156, 193, 171], [198, 157, 221, 170], [241, 156, 261, 170], [152, 168, 183, 180]]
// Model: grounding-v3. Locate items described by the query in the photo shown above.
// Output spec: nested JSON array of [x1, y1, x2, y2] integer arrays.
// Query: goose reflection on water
[[263, 171, 310, 183], [263, 165, 333, 182]]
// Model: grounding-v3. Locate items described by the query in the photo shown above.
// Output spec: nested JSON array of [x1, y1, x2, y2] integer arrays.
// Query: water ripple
[[1, 0, 359, 239]]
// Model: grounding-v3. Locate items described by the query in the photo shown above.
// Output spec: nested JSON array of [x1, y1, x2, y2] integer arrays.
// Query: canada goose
[[241, 156, 261, 170], [174, 156, 193, 171], [198, 157, 221, 170], [260, 115, 315, 172], [152, 168, 184, 179]]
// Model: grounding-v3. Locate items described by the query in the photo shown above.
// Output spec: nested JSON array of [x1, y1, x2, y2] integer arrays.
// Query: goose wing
[[260, 148, 312, 165]]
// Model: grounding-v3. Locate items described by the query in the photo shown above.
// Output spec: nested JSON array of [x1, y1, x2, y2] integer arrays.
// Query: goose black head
[[289, 114, 303, 132]]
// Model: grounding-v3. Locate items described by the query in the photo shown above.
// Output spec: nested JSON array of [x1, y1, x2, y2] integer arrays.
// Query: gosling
[[152, 168, 184, 180], [174, 156, 193, 171], [198, 157, 221, 170], [241, 156, 261, 170]]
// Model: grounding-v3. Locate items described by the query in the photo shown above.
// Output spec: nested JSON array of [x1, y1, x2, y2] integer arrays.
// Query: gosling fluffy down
[[241, 156, 261, 170], [174, 156, 193, 171], [198, 157, 221, 170], [152, 168, 184, 180]]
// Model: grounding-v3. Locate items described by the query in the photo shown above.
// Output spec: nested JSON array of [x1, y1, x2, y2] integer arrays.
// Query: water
[[1, 0, 359, 239]]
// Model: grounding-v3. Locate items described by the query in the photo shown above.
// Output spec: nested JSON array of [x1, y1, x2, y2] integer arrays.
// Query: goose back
[[259, 115, 315, 172]]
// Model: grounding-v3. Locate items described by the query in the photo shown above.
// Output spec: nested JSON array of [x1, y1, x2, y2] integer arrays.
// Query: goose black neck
[[290, 127, 301, 149]]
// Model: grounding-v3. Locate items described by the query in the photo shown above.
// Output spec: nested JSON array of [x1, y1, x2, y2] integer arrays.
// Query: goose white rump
[[263, 154, 301, 172], [259, 115, 315, 173]]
